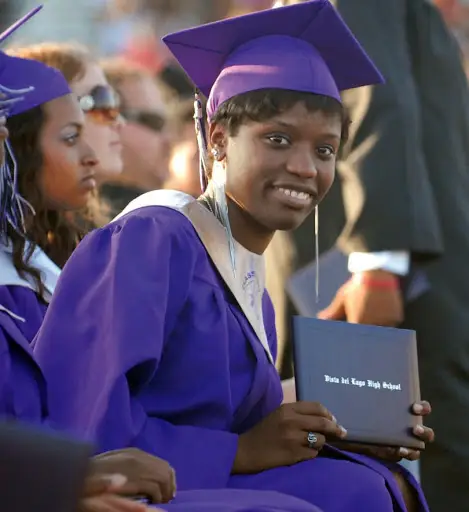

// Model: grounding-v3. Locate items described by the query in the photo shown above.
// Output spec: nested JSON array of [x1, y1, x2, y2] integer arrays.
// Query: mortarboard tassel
[[0, 140, 35, 243], [211, 159, 237, 276], [193, 89, 237, 275], [0, 83, 35, 243], [193, 90, 209, 192], [0, 83, 34, 117]]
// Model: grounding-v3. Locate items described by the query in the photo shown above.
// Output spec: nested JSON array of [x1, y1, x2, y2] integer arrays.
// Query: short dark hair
[[211, 88, 350, 141]]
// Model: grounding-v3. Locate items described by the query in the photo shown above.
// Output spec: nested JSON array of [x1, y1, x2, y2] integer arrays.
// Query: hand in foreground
[[318, 270, 404, 326], [233, 401, 347, 474], [80, 474, 155, 512], [331, 401, 435, 462], [90, 448, 176, 504]]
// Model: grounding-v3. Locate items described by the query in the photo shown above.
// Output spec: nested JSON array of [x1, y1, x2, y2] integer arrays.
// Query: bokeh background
[[3, 1, 469, 77]]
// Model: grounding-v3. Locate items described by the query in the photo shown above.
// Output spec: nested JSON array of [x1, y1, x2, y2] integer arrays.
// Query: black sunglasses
[[79, 85, 121, 123], [121, 110, 166, 133]]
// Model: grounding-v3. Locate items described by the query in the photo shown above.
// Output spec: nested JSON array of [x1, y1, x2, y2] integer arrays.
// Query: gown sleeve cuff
[[348, 251, 410, 276], [138, 418, 240, 490]]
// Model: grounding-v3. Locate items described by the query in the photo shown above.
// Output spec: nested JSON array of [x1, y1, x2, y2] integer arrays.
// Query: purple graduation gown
[[0, 285, 47, 422], [159, 490, 320, 511], [0, 241, 60, 422], [0, 270, 320, 512], [34, 202, 429, 512]]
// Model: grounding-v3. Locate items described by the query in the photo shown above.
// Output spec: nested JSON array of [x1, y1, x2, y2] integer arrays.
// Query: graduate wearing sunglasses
[[99, 58, 173, 217]]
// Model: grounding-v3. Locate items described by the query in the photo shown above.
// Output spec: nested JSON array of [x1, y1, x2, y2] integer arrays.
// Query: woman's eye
[[63, 133, 79, 145], [267, 134, 290, 146], [317, 145, 336, 159]]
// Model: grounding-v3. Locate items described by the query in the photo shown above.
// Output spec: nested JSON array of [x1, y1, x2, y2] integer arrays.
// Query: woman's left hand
[[331, 400, 435, 462]]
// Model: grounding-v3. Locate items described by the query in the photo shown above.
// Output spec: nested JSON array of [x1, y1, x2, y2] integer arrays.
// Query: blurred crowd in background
[[2, 1, 469, 64], [1, 1, 274, 65]]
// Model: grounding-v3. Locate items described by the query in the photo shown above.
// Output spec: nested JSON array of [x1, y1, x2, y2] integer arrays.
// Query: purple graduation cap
[[0, 5, 72, 240], [162, 0, 384, 191], [0, 52, 71, 117], [163, 0, 383, 118]]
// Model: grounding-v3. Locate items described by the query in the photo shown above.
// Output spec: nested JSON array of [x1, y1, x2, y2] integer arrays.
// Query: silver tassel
[[0, 140, 35, 242], [193, 91, 208, 192], [0, 83, 35, 241], [212, 161, 237, 276], [193, 90, 236, 275], [0, 83, 34, 117]]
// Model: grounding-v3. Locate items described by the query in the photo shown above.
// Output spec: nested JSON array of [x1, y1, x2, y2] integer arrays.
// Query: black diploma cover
[[292, 317, 424, 449]]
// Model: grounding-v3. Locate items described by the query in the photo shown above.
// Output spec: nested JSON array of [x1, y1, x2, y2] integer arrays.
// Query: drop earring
[[314, 204, 319, 304]]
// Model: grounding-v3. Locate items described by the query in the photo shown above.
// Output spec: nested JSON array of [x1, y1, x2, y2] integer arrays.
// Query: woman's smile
[[270, 185, 315, 211]]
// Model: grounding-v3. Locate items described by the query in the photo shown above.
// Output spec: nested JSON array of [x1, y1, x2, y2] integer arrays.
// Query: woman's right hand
[[232, 401, 347, 474]]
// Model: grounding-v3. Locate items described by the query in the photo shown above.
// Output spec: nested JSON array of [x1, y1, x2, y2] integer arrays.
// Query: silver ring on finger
[[307, 432, 318, 449]]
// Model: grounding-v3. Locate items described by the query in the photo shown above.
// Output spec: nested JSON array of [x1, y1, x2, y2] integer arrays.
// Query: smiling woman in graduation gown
[[0, 27, 319, 512], [34, 2, 432, 511]]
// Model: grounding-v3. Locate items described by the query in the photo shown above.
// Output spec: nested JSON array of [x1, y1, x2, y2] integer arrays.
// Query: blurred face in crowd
[[117, 73, 172, 189], [72, 62, 124, 183], [167, 137, 201, 198], [40, 94, 98, 210]]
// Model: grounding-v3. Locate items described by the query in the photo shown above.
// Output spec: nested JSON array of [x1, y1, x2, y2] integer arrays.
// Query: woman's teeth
[[277, 187, 311, 200]]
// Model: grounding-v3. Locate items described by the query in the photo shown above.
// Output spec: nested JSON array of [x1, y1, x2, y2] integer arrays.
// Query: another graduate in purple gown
[[34, 1, 433, 511], [0, 51, 100, 422]]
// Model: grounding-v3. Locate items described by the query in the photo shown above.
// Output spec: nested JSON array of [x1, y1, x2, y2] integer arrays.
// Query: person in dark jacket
[[270, 1, 469, 511]]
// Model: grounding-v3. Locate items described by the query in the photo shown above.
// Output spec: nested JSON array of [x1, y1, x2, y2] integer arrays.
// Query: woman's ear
[[208, 122, 227, 159]]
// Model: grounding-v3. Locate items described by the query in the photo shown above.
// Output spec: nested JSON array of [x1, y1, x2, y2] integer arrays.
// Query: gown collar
[[114, 189, 274, 365], [0, 240, 60, 303]]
